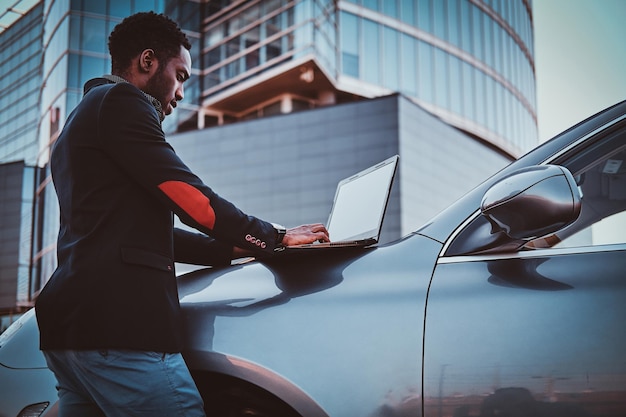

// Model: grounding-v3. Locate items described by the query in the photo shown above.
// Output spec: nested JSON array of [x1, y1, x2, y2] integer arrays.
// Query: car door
[[423, 115, 626, 417]]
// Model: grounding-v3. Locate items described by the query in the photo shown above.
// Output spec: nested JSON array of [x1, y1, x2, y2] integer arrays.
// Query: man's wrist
[[271, 223, 286, 250]]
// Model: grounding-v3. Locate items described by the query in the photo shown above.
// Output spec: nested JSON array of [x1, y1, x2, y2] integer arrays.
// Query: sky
[[533, 0, 626, 142]]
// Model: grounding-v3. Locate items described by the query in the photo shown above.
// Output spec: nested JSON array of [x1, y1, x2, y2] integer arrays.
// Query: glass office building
[[192, 0, 536, 156], [0, 2, 43, 164], [0, 0, 536, 316], [33, 0, 536, 156]]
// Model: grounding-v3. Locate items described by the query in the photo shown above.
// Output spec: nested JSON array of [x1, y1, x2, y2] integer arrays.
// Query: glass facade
[[199, 0, 536, 156], [197, 0, 337, 123], [0, 3, 43, 165], [337, 0, 536, 154], [21, 0, 536, 164]]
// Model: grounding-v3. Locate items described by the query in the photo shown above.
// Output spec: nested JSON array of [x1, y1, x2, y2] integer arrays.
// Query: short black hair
[[108, 11, 191, 75]]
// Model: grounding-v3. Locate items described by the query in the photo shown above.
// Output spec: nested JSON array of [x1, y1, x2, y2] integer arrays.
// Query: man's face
[[145, 45, 191, 117]]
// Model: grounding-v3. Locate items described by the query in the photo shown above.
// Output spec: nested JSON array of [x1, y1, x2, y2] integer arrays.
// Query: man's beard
[[144, 67, 170, 116]]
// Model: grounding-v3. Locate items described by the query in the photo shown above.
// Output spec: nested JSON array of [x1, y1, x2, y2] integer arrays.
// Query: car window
[[526, 122, 626, 249]]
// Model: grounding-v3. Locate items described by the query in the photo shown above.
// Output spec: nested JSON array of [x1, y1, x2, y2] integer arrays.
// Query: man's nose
[[176, 84, 184, 101]]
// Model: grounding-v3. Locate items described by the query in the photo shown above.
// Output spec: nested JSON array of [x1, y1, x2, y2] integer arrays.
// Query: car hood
[[0, 309, 48, 369]]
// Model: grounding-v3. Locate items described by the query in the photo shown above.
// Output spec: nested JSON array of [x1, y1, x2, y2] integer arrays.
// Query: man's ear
[[139, 49, 158, 73]]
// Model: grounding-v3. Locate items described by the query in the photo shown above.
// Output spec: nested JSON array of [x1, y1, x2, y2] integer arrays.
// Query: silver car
[[2, 100, 625, 416]]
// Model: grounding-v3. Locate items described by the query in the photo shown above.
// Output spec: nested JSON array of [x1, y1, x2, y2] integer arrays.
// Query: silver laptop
[[286, 155, 399, 250]]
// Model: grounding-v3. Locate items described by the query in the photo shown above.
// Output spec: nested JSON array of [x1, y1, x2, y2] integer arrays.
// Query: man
[[35, 12, 329, 417]]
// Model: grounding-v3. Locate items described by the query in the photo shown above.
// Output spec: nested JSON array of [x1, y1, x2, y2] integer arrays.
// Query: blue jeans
[[43, 350, 205, 417]]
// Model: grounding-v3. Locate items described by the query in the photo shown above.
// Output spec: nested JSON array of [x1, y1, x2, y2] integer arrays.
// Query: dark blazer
[[35, 78, 279, 352]]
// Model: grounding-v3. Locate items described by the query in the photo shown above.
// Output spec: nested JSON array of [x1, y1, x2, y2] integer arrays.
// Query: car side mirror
[[481, 165, 582, 241]]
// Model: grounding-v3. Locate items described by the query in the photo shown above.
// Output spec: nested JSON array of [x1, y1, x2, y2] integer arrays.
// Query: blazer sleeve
[[97, 83, 279, 254], [173, 228, 233, 266]]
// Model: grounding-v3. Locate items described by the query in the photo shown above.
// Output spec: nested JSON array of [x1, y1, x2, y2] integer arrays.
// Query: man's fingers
[[284, 224, 330, 245]]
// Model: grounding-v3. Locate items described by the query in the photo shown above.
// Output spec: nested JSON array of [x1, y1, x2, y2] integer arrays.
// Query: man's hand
[[283, 223, 330, 246], [232, 223, 330, 259]]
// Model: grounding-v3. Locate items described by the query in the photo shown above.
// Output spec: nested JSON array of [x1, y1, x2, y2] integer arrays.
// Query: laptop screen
[[326, 155, 398, 242]]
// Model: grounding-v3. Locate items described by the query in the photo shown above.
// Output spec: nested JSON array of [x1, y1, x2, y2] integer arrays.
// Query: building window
[[400, 33, 417, 96], [383, 26, 399, 91], [417, 40, 433, 102], [341, 12, 359, 77], [362, 18, 379, 84]]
